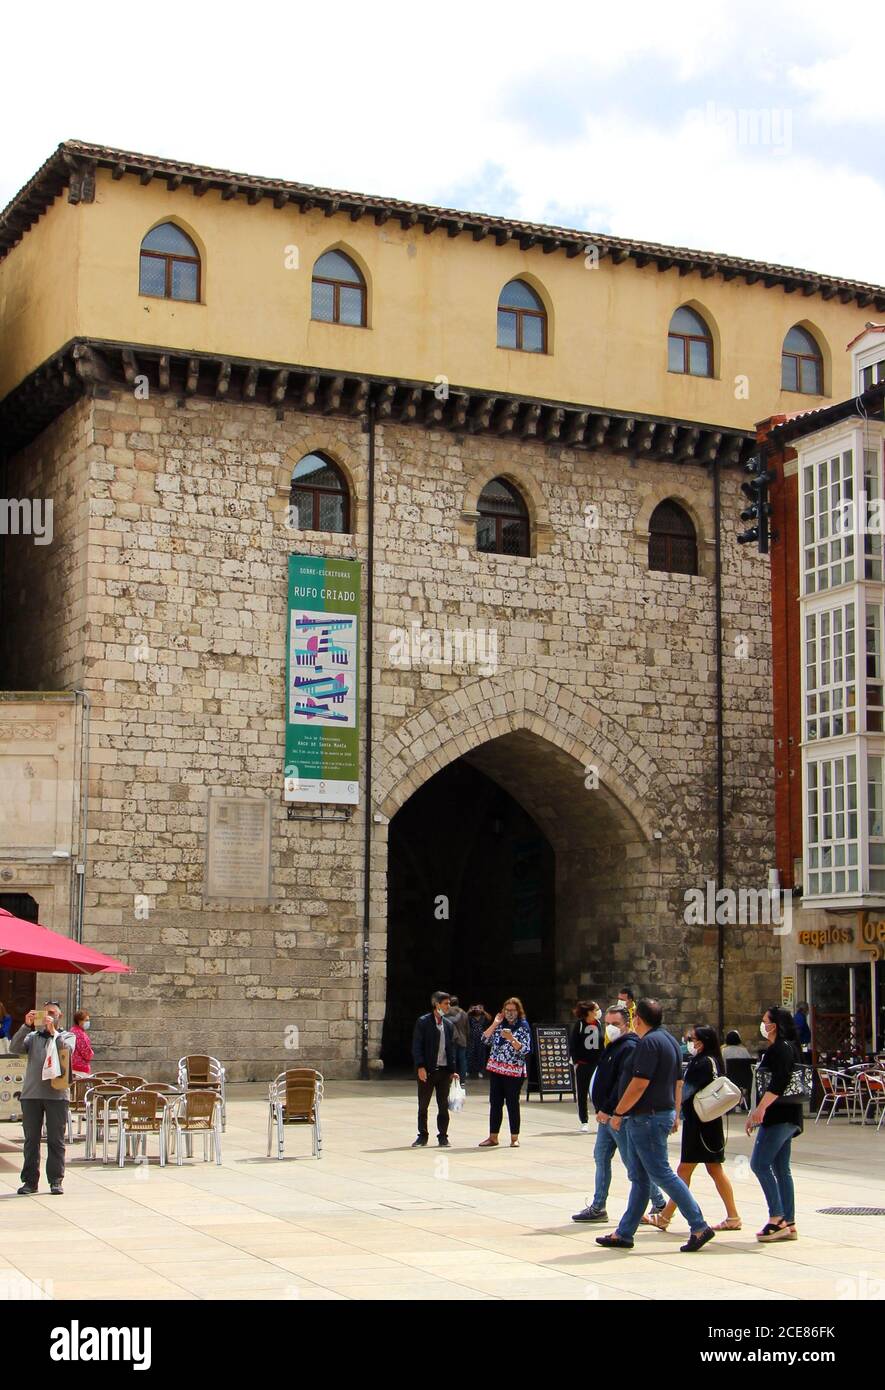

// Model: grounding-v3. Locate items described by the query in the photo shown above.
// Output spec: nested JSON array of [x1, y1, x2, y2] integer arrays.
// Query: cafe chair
[[67, 1078, 92, 1143], [815, 1068, 851, 1124], [267, 1069, 323, 1160], [856, 1071, 885, 1128], [116, 1090, 169, 1167], [724, 1058, 754, 1112], [84, 1084, 127, 1162], [177, 1056, 226, 1130], [169, 1090, 222, 1166]]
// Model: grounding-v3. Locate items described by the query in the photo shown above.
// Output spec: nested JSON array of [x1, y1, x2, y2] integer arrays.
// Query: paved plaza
[[1, 1082, 883, 1302]]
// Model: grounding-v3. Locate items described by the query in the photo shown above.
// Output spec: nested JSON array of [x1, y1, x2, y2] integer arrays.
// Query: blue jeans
[[750, 1122, 798, 1223], [593, 1121, 665, 1211], [618, 1111, 707, 1239], [455, 1046, 468, 1083]]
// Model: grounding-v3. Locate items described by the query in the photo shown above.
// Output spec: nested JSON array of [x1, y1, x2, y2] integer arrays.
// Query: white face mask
[[760, 1020, 770, 1039], [605, 1023, 622, 1042], [83, 1021, 91, 1031], [687, 1041, 697, 1055]]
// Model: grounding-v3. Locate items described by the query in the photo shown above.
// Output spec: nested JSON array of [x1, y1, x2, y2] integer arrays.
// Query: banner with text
[[284, 555, 360, 804]]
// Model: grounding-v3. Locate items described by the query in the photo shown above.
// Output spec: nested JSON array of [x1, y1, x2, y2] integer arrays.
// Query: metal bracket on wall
[[286, 803, 353, 822]]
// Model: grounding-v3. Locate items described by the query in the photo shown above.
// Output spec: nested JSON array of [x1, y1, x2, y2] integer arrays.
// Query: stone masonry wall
[[0, 387, 780, 1076]]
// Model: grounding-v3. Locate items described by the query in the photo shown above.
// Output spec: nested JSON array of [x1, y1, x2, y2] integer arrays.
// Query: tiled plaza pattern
[[1, 1083, 882, 1302]]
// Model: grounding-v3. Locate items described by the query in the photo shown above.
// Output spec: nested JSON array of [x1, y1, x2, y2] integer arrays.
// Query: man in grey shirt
[[10, 1001, 76, 1195]]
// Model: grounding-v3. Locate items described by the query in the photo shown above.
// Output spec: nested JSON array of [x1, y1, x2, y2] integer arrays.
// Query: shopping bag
[[41, 1036, 61, 1081], [448, 1077, 466, 1112]]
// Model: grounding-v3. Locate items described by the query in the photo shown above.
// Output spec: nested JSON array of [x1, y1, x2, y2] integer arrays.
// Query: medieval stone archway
[[371, 670, 681, 1067]]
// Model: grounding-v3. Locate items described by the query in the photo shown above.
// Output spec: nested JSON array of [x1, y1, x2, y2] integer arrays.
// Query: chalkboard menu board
[[528, 1025, 574, 1101]]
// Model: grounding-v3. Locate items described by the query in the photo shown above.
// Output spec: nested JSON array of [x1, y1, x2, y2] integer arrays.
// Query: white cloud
[[1, 0, 883, 283]]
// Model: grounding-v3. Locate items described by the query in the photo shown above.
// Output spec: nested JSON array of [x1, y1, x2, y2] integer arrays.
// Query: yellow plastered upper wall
[[0, 166, 871, 428], [0, 194, 81, 397]]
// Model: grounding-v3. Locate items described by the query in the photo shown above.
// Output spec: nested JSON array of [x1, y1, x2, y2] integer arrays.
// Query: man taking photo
[[10, 1001, 76, 1196]]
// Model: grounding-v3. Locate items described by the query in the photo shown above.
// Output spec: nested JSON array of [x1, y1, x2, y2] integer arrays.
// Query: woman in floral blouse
[[479, 997, 532, 1148]]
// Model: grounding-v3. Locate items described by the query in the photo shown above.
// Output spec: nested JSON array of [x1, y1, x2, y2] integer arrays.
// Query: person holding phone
[[9, 1001, 77, 1196], [478, 997, 531, 1148]]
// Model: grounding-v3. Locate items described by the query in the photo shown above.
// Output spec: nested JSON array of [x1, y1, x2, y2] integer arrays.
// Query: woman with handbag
[[648, 1025, 742, 1232], [748, 1006, 803, 1243]]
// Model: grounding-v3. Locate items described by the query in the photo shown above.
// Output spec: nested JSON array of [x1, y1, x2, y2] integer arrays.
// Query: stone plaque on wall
[[204, 793, 272, 901]]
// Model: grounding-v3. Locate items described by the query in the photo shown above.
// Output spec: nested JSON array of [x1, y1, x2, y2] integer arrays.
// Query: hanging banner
[[284, 556, 360, 804]]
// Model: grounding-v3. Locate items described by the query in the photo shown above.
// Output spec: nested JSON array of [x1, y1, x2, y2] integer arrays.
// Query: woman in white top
[[722, 1029, 753, 1061]]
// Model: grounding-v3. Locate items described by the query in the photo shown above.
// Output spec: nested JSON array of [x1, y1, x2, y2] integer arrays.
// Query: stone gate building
[[1, 140, 880, 1076]]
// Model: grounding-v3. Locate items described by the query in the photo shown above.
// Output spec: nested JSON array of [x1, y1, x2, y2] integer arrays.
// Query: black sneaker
[[411, 1136, 428, 1148], [595, 1233, 634, 1249], [437, 1136, 450, 1147], [680, 1226, 715, 1253], [50, 1184, 64, 1195], [17, 1185, 37, 1195], [572, 1205, 609, 1222]]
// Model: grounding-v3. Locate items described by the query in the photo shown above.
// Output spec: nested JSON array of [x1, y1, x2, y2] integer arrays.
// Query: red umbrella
[[0, 908, 132, 975]]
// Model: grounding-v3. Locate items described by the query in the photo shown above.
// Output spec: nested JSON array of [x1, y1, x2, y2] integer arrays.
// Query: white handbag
[[692, 1059, 743, 1123]]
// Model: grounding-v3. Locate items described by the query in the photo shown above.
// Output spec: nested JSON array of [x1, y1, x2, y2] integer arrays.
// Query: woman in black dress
[[649, 1024, 742, 1232]]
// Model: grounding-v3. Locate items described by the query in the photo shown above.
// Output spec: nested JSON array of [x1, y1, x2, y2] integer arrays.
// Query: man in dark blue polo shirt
[[596, 998, 715, 1253]]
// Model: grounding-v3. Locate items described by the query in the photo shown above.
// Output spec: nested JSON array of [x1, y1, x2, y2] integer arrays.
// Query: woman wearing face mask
[[479, 998, 532, 1148], [648, 1025, 741, 1232], [70, 1009, 94, 1079], [570, 1001, 602, 1133], [747, 1006, 802, 1242]]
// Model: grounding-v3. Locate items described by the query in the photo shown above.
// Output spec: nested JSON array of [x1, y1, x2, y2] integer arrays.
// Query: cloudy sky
[[3, 1, 883, 283]]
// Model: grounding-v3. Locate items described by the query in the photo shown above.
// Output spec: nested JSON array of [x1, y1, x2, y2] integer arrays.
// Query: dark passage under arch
[[382, 759, 555, 1069]]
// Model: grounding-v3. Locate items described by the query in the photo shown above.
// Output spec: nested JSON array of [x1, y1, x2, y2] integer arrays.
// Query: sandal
[[643, 1211, 671, 1230], [712, 1217, 742, 1231], [478, 1137, 499, 1147], [510, 1137, 520, 1147], [757, 1219, 792, 1242]]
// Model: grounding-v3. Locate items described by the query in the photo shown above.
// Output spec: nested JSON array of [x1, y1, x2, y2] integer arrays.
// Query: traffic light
[[737, 453, 777, 553]]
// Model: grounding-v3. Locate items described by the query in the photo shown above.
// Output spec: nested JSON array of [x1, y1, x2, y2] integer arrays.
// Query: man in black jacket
[[572, 1003, 665, 1222], [411, 991, 459, 1147]]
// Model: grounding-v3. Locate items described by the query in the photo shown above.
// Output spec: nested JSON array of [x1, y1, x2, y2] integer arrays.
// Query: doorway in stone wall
[[382, 760, 555, 1069], [0, 892, 39, 1033], [380, 729, 651, 1071]]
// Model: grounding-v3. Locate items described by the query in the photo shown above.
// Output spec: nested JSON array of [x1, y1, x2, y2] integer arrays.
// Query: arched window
[[497, 280, 546, 352], [668, 306, 713, 377], [311, 251, 366, 326], [477, 478, 530, 556], [289, 453, 351, 533], [648, 500, 698, 575], [782, 326, 823, 394], [139, 223, 200, 301]]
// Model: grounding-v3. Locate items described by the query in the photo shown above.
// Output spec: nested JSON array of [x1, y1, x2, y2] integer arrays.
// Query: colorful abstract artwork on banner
[[285, 556, 360, 804]]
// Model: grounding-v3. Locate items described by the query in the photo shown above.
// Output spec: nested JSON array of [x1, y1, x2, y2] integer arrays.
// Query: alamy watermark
[[0, 498, 53, 545], [389, 622, 498, 675], [687, 101, 793, 155], [683, 879, 792, 934]]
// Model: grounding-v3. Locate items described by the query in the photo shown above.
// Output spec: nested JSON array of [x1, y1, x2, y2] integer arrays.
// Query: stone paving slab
[[1, 1080, 883, 1301]]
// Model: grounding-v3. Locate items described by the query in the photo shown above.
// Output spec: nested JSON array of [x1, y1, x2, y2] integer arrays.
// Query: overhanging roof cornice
[[2, 140, 884, 311], [0, 338, 754, 469], [764, 381, 885, 449]]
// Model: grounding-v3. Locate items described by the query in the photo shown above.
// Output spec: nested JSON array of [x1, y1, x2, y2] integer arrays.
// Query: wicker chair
[[84, 1084, 127, 1162], [116, 1090, 169, 1167], [67, 1078, 92, 1143], [169, 1090, 222, 1166], [267, 1070, 323, 1159], [177, 1056, 226, 1130], [115, 1075, 147, 1090]]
